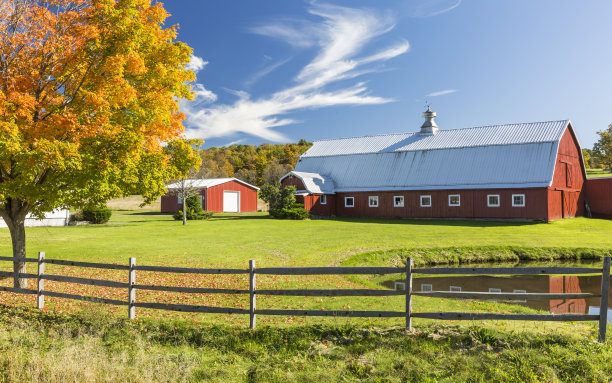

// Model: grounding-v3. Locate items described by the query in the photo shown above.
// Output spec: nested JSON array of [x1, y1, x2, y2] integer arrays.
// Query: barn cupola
[[419, 106, 439, 135]]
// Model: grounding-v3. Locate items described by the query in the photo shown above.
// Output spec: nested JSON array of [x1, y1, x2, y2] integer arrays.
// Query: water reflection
[[383, 274, 611, 320]]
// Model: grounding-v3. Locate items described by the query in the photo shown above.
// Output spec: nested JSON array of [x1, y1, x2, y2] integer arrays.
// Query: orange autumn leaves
[[0, 0, 197, 214]]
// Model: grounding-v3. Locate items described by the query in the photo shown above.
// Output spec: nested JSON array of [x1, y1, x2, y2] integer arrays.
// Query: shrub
[[82, 206, 112, 224], [173, 195, 213, 221], [270, 204, 309, 220], [259, 183, 309, 220]]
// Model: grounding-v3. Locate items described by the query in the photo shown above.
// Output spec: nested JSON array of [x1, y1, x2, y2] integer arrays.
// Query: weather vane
[[425, 101, 431, 111]]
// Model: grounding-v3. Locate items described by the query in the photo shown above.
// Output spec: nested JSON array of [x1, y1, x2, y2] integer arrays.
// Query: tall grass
[[0, 305, 609, 382]]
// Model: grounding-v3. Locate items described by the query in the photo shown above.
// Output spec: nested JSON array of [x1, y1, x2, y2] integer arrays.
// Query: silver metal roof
[[294, 121, 571, 191], [280, 171, 336, 194], [302, 121, 569, 157], [166, 178, 259, 190]]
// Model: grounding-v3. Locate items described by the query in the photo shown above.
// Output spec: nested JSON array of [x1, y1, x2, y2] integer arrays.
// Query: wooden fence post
[[37, 252, 45, 309], [406, 257, 413, 330], [598, 256, 610, 342], [128, 257, 136, 320], [249, 260, 256, 329]]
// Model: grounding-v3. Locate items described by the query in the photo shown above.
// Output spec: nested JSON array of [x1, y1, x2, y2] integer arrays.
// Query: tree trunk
[[183, 203, 187, 225], [7, 217, 28, 288]]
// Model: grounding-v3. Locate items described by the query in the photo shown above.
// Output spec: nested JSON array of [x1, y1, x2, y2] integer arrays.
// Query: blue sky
[[164, 0, 612, 149]]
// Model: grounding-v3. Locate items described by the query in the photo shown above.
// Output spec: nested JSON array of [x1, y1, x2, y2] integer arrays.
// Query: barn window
[[177, 193, 183, 204], [320, 195, 327, 205], [448, 194, 460, 207], [421, 284, 433, 292], [489, 288, 501, 293], [368, 196, 379, 207], [487, 194, 500, 207], [394, 196, 404, 207], [394, 282, 406, 291], [513, 289, 527, 302], [345, 197, 354, 207], [450, 286, 462, 292], [512, 194, 525, 207], [420, 195, 431, 207]]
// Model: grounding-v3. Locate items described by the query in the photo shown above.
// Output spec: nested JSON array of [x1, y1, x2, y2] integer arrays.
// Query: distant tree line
[[191, 139, 312, 186], [584, 124, 612, 171]]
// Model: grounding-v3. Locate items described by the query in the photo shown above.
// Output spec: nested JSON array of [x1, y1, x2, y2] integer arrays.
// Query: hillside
[[192, 140, 312, 187]]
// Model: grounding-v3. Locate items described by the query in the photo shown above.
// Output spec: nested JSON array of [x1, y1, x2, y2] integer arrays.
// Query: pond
[[382, 260, 612, 321]]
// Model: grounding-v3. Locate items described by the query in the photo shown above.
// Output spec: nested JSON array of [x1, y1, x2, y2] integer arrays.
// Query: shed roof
[[293, 120, 573, 191], [166, 178, 259, 191]]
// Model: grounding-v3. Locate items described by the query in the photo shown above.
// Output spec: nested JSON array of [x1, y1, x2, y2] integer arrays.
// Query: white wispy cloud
[[408, 0, 462, 18], [186, 55, 208, 73], [244, 56, 292, 89], [425, 89, 457, 97], [182, 3, 410, 142]]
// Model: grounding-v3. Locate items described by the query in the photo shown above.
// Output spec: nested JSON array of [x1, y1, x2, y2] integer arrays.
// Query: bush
[[270, 204, 309, 220], [173, 195, 213, 221], [259, 183, 309, 220], [82, 206, 112, 224]]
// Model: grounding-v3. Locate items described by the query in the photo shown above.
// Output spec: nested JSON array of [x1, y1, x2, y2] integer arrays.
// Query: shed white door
[[223, 191, 240, 212]]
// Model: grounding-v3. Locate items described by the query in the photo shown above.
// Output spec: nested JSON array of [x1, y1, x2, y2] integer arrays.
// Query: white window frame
[[394, 282, 406, 291], [420, 195, 432, 207], [420, 284, 433, 292], [344, 197, 354, 208], [393, 196, 404, 207], [488, 288, 501, 293], [368, 196, 379, 207], [512, 194, 525, 207], [449, 286, 462, 292], [177, 193, 183, 204], [320, 195, 327, 205], [513, 289, 527, 302], [448, 194, 461, 207], [487, 194, 500, 207]]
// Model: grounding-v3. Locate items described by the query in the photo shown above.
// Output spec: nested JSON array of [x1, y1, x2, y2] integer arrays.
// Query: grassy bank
[[342, 245, 612, 268], [0, 305, 610, 382]]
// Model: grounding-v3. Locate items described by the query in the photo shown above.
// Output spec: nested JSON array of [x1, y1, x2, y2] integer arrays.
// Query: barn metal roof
[[166, 178, 259, 190], [279, 171, 336, 194], [293, 121, 571, 192], [302, 121, 569, 157]]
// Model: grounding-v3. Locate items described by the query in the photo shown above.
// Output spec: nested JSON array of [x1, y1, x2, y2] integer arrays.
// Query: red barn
[[281, 108, 587, 222], [161, 178, 259, 213]]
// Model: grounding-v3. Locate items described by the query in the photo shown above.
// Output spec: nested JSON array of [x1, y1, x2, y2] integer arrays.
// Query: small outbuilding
[[161, 178, 259, 213]]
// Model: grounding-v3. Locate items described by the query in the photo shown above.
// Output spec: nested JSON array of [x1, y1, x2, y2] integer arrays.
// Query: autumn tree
[[0, 0, 198, 287], [593, 124, 612, 171]]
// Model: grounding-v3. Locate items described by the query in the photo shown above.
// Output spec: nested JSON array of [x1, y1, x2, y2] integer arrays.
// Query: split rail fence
[[0, 254, 609, 342]]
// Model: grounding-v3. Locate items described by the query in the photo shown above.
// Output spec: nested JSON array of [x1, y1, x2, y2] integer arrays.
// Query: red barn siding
[[547, 126, 586, 220], [586, 177, 612, 219], [161, 194, 180, 213], [205, 180, 258, 213], [281, 176, 306, 190], [332, 188, 548, 220]]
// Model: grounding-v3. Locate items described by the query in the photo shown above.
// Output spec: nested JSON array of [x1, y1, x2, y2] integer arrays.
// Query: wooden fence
[[0, 254, 609, 342]]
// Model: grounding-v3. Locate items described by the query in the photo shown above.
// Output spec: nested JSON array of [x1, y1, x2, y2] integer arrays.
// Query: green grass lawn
[[587, 168, 612, 178], [0, 210, 611, 381], [2, 212, 611, 268]]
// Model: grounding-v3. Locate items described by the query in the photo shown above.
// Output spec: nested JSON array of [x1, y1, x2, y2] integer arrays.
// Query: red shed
[[161, 178, 259, 213], [281, 108, 587, 222]]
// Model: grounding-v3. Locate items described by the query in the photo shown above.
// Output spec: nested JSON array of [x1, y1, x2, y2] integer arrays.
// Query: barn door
[[223, 191, 240, 212], [562, 191, 578, 218]]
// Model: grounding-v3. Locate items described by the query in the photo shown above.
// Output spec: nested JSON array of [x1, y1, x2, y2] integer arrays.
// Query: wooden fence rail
[[0, 254, 609, 342]]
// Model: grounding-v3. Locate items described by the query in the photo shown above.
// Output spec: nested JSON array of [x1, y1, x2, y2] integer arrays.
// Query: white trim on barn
[[166, 178, 259, 191], [223, 191, 240, 213]]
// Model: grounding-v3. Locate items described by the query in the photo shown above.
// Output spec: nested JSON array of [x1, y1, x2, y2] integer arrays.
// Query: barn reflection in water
[[384, 275, 611, 315]]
